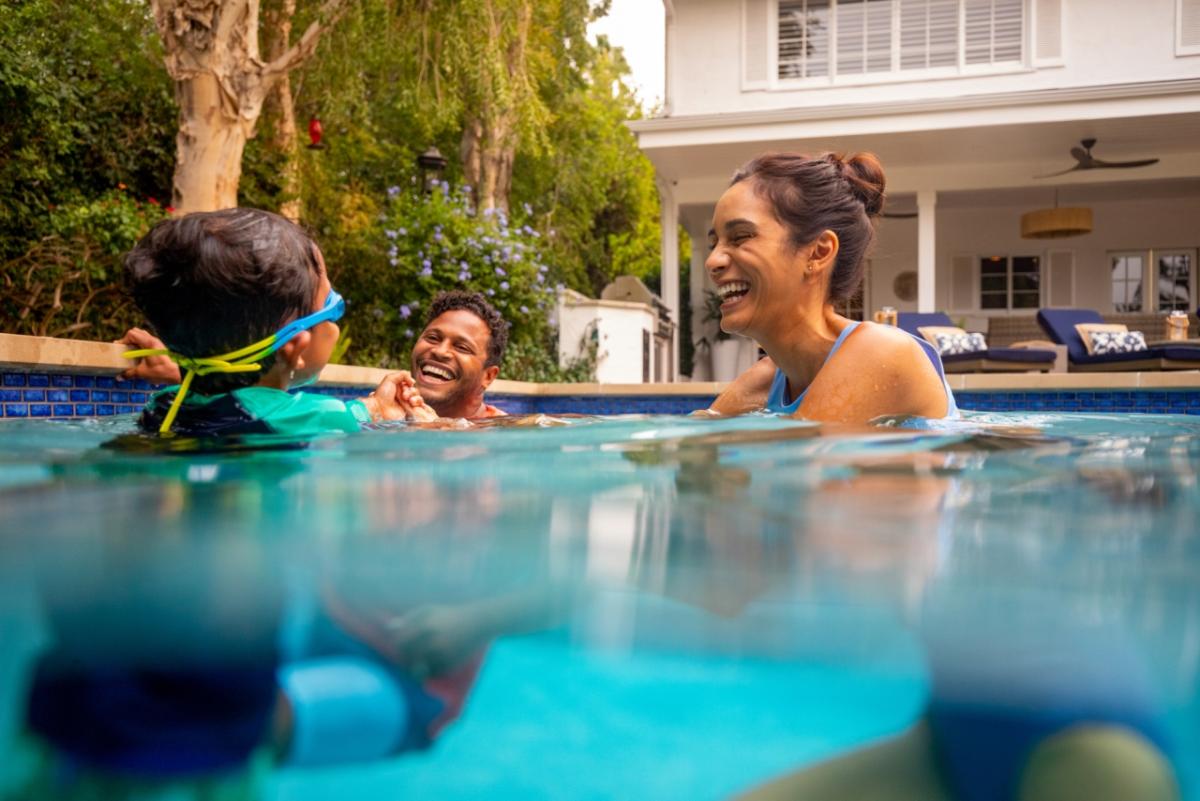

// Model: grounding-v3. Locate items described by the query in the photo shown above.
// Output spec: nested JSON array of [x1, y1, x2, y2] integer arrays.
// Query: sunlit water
[[0, 412, 1197, 800]]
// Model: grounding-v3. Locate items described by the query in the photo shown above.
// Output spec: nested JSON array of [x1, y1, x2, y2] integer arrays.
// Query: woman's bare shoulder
[[801, 322, 946, 421]]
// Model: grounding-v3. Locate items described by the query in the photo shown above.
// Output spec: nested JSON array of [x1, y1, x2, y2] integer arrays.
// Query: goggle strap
[[158, 368, 196, 435]]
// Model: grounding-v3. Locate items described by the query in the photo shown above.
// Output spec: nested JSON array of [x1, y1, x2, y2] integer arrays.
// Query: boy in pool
[[121, 208, 433, 437]]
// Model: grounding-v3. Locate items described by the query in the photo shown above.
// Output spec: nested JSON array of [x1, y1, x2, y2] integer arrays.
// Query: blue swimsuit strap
[[772, 321, 862, 409]]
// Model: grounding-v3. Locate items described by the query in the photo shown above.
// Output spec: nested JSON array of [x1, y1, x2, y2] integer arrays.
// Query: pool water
[[0, 411, 1197, 800]]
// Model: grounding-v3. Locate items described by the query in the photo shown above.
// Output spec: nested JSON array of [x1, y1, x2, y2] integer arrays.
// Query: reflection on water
[[0, 413, 1197, 800]]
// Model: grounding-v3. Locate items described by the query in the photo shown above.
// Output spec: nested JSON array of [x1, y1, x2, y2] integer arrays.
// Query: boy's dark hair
[[423, 290, 508, 368], [125, 208, 321, 393]]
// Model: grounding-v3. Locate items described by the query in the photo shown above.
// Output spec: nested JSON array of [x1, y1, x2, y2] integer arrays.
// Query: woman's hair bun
[[839, 152, 886, 217]]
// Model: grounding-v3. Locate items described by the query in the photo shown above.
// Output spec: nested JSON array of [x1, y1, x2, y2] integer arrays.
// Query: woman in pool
[[706, 152, 955, 423]]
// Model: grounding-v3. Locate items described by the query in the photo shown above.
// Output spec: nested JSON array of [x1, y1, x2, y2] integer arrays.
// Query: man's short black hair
[[125, 208, 320, 393], [423, 290, 508, 368]]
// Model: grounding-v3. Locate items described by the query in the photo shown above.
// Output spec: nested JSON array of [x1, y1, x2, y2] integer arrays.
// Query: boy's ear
[[277, 332, 312, 371], [481, 364, 500, 390]]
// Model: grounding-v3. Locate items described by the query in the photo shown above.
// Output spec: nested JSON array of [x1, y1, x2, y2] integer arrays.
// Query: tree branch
[[262, 0, 351, 84]]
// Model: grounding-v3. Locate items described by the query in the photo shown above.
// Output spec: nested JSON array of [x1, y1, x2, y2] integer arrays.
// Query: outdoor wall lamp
[[417, 146, 448, 193]]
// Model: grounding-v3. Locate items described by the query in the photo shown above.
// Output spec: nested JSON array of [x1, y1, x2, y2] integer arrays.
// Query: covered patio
[[634, 81, 1200, 379]]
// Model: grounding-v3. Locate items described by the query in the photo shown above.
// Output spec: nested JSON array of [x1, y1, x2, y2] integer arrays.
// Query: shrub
[[0, 187, 168, 338], [339, 182, 592, 381]]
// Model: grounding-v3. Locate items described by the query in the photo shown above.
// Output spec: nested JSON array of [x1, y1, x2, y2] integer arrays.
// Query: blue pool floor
[[271, 629, 926, 801]]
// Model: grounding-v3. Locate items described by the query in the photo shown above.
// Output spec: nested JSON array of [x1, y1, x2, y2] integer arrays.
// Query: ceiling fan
[[1035, 138, 1160, 178]]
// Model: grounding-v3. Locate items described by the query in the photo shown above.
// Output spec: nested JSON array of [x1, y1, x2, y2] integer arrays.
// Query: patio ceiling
[[641, 110, 1200, 202]]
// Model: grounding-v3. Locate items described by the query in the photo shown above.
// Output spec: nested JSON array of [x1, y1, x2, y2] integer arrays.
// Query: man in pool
[[404, 290, 508, 419], [121, 289, 508, 421]]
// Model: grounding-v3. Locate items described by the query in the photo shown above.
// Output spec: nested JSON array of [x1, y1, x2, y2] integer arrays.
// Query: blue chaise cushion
[[1036, 309, 1106, 364]]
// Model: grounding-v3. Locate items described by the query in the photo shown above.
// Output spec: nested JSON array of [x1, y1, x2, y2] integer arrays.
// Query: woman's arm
[[708, 356, 777, 416]]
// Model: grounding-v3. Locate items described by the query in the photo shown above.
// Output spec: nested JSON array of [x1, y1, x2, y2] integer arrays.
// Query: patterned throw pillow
[[1089, 330, 1148, 356], [934, 332, 987, 356]]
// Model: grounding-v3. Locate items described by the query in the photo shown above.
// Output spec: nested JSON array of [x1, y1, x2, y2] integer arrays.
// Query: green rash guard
[[139, 385, 372, 438]]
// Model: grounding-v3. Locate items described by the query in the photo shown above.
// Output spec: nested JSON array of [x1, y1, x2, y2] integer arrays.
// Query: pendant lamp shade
[[1020, 206, 1093, 239]]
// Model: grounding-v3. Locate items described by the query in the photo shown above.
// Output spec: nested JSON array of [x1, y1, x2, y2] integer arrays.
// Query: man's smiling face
[[410, 309, 498, 417]]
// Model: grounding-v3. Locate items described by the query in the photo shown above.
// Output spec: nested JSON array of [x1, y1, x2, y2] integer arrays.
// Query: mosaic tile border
[[1, 371, 153, 418], [4, 370, 1200, 418]]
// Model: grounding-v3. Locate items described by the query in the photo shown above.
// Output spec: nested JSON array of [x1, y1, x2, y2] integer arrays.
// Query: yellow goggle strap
[[123, 333, 280, 434]]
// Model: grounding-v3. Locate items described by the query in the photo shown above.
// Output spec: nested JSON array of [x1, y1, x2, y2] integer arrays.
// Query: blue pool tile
[[29, 404, 51, 417], [51, 374, 72, 387], [23, 390, 45, 402], [73, 375, 95, 388], [114, 379, 134, 391], [75, 404, 94, 416], [69, 390, 90, 402], [53, 404, 74, 417], [110, 391, 129, 403], [91, 390, 110, 402], [26, 374, 50, 387], [0, 389, 19, 403], [47, 389, 69, 402], [96, 404, 115, 416], [134, 379, 153, 391], [3, 373, 26, 387], [4, 404, 29, 417], [96, 376, 116, 389], [130, 392, 148, 403]]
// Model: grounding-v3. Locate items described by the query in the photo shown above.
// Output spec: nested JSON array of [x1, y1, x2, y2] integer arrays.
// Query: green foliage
[[1, 187, 168, 339], [0, 0, 175, 262], [512, 39, 662, 297], [1, 0, 656, 386], [503, 330, 598, 384]]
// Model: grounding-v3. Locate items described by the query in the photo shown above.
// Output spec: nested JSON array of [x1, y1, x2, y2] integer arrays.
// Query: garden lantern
[[417, 146, 448, 194], [307, 116, 325, 150]]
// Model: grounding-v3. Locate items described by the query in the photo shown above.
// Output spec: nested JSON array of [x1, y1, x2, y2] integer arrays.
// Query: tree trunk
[[265, 0, 301, 221], [172, 72, 254, 212], [459, 0, 531, 216], [150, 0, 348, 216]]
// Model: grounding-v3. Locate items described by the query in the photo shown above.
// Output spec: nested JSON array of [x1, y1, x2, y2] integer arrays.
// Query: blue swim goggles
[[124, 289, 346, 434]]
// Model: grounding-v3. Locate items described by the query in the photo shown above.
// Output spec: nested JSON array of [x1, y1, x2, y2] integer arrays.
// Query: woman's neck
[[756, 304, 850, 397]]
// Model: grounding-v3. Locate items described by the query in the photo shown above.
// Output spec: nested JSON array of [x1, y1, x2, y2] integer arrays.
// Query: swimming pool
[[0, 411, 1197, 800]]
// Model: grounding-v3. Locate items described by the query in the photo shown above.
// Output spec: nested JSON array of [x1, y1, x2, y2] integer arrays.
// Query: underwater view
[[0, 411, 1197, 800]]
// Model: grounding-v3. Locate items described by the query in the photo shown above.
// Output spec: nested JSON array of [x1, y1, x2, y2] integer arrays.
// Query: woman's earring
[[288, 369, 296, 383]]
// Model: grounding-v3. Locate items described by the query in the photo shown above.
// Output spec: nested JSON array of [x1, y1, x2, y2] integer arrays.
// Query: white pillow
[[934, 331, 987, 356], [1088, 330, 1148, 356]]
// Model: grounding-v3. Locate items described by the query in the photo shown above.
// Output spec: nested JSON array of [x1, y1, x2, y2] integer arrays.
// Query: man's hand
[[364, 371, 439, 422], [116, 328, 181, 384]]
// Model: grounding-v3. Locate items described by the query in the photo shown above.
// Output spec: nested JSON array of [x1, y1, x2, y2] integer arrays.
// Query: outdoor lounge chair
[[897, 312, 1056, 373], [1036, 308, 1200, 372]]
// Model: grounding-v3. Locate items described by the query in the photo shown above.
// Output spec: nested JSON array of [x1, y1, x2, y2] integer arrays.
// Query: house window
[[1157, 251, 1193, 312], [1110, 249, 1196, 313], [980, 254, 1039, 310], [778, 0, 1024, 81], [1111, 252, 1144, 312], [779, 0, 832, 78]]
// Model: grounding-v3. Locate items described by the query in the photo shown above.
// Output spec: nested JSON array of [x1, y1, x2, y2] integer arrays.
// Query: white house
[[632, 0, 1200, 378]]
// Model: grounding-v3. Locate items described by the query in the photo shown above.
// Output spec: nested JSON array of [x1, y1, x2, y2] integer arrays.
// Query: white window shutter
[[951, 254, 975, 310], [1033, 0, 1063, 65], [1179, 0, 1200, 56], [743, 0, 771, 89], [1046, 250, 1075, 307]]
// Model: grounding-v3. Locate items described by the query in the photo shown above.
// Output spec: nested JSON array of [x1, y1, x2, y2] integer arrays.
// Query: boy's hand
[[366, 372, 439, 422], [116, 328, 181, 384]]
